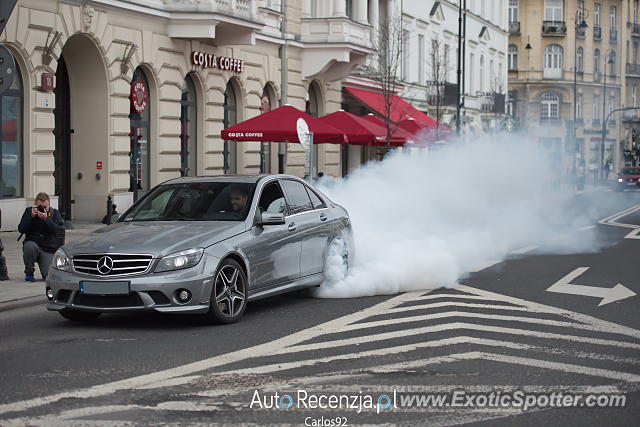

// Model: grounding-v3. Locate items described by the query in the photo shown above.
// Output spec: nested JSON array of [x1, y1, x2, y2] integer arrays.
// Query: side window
[[305, 187, 327, 209], [280, 180, 313, 215], [258, 182, 288, 215]]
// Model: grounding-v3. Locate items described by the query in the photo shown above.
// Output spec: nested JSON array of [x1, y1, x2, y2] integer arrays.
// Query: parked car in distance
[[616, 167, 640, 191]]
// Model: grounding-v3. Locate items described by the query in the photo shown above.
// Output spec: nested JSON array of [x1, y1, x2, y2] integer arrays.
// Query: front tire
[[203, 258, 247, 324], [59, 309, 101, 322]]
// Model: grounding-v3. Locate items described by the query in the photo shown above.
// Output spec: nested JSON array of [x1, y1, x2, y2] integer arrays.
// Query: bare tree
[[426, 38, 452, 141]]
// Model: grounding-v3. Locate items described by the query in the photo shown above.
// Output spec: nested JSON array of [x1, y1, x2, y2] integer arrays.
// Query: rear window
[[621, 167, 640, 175]]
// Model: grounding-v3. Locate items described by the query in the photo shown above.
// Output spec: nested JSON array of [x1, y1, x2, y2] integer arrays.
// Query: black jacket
[[18, 207, 64, 253]]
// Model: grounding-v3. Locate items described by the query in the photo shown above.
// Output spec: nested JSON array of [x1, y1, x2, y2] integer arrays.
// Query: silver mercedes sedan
[[45, 174, 353, 324]]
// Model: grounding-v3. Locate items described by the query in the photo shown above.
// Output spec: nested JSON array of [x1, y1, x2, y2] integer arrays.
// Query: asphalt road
[[0, 189, 639, 426]]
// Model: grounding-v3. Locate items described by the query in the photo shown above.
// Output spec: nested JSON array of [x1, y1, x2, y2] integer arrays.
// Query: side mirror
[[257, 212, 285, 226]]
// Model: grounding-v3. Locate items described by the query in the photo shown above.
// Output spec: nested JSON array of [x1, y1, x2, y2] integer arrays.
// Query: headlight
[[53, 249, 70, 271], [618, 178, 624, 183], [155, 248, 204, 273]]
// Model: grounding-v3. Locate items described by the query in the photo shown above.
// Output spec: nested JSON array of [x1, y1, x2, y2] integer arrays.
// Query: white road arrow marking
[[546, 267, 637, 306]]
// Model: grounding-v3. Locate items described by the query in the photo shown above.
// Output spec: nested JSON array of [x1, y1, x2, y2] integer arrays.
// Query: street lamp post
[[573, 9, 588, 179], [601, 52, 615, 183]]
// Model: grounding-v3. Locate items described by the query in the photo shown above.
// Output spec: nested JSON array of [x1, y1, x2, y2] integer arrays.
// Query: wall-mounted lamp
[[120, 43, 137, 75], [42, 31, 62, 67]]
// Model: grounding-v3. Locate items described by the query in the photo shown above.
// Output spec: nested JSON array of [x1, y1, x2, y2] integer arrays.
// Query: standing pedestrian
[[18, 192, 64, 282]]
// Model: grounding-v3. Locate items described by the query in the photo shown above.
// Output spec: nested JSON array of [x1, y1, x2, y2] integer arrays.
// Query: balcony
[[509, 21, 521, 34], [542, 21, 566, 35], [426, 82, 458, 107], [592, 119, 601, 127], [165, 0, 263, 44], [629, 22, 640, 37], [627, 63, 640, 75], [593, 26, 602, 40], [300, 17, 374, 79], [610, 29, 618, 42], [543, 67, 563, 79]]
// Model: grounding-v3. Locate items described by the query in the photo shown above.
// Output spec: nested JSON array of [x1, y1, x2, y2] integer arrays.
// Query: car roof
[[161, 174, 305, 185]]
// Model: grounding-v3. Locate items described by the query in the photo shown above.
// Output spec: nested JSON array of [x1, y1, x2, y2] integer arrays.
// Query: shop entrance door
[[53, 56, 72, 220]]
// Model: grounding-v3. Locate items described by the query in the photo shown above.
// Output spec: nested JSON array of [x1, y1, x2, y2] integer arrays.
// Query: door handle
[[288, 222, 297, 232], [319, 213, 327, 222]]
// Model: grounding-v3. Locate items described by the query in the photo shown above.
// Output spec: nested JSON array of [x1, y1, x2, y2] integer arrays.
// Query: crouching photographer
[[18, 192, 64, 282]]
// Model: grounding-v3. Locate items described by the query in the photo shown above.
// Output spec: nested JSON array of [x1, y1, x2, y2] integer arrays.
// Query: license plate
[[79, 281, 130, 295]]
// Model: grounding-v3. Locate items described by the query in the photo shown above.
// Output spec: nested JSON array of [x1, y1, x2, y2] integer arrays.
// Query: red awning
[[345, 86, 441, 128], [221, 105, 346, 144], [319, 111, 406, 146], [360, 114, 415, 142]]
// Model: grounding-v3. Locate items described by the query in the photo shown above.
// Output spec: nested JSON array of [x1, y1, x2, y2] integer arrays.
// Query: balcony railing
[[627, 63, 640, 75], [426, 82, 458, 107], [593, 26, 602, 40], [542, 21, 566, 35], [592, 119, 601, 127], [509, 21, 521, 34], [610, 29, 618, 42], [630, 22, 640, 36]]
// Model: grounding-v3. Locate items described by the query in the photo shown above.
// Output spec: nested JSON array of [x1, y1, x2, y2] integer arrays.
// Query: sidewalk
[[0, 222, 104, 311]]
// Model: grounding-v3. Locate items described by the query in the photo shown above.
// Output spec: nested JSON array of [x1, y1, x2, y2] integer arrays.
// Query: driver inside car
[[229, 186, 249, 214]]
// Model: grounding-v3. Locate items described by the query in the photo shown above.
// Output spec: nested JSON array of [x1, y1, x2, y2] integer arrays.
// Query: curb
[[0, 295, 44, 313]]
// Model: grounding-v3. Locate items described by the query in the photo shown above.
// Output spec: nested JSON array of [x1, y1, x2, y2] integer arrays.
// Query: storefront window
[[223, 81, 238, 174], [0, 60, 23, 198], [180, 74, 198, 176]]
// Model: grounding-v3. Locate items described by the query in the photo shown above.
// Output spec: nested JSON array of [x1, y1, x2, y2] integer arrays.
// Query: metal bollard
[[106, 195, 113, 225]]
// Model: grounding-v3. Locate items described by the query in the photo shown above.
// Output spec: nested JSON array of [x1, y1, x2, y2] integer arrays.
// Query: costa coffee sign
[[191, 51, 245, 73], [130, 81, 147, 114]]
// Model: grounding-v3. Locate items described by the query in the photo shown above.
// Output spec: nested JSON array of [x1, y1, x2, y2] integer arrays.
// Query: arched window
[[576, 47, 583, 72], [540, 92, 560, 121], [594, 48, 601, 75], [479, 55, 485, 92], [180, 74, 197, 177], [130, 67, 152, 196], [0, 54, 23, 198], [223, 81, 238, 174], [544, 44, 563, 69], [608, 50, 616, 75], [508, 44, 518, 70]]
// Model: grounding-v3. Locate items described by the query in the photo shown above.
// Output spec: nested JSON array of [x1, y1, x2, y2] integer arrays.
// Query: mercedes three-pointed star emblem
[[97, 256, 114, 275]]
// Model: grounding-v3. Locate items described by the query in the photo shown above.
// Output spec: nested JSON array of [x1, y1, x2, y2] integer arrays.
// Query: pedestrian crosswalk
[[1, 285, 639, 425]]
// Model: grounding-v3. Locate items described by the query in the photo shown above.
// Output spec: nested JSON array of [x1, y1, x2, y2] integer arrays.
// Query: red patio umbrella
[[360, 114, 415, 142], [221, 105, 346, 144], [319, 111, 406, 146], [398, 117, 453, 145]]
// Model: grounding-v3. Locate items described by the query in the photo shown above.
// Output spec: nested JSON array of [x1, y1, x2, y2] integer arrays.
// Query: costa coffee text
[[191, 51, 245, 73]]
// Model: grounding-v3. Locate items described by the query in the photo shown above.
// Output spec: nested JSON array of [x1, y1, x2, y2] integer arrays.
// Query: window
[[469, 53, 475, 93], [444, 44, 450, 81], [508, 44, 518, 70], [634, 41, 639, 64], [418, 34, 425, 84], [180, 74, 198, 177], [402, 30, 410, 81], [635, 0, 639, 24], [593, 94, 600, 121], [610, 6, 616, 30], [633, 85, 637, 107], [544, 0, 563, 21], [540, 92, 560, 121], [0, 57, 23, 198], [280, 180, 313, 215], [346, 0, 353, 19], [594, 48, 600, 74], [479, 55, 485, 92], [258, 181, 288, 215], [544, 44, 563, 69], [594, 3, 600, 27], [306, 187, 326, 209], [576, 94, 583, 120], [576, 47, 583, 71], [223, 81, 238, 174], [608, 50, 616, 74]]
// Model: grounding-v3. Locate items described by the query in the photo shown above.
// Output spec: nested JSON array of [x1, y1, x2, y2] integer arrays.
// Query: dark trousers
[[23, 240, 54, 279]]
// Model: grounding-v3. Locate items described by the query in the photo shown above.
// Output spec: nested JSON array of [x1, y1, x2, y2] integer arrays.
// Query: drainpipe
[[278, 0, 287, 174]]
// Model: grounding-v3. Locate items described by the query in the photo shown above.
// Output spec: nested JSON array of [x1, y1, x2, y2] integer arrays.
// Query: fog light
[[176, 289, 191, 303], [46, 288, 54, 301]]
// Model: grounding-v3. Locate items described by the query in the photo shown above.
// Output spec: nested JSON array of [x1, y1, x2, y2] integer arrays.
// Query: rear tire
[[203, 258, 247, 324], [59, 309, 101, 322]]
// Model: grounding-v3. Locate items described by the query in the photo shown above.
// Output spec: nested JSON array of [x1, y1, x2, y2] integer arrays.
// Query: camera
[[36, 205, 46, 213]]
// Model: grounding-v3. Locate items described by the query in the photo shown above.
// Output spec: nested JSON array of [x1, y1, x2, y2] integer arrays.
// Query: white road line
[[578, 225, 597, 231], [0, 291, 422, 416], [388, 301, 535, 314], [370, 351, 640, 383], [470, 260, 501, 272], [342, 311, 590, 333], [598, 204, 640, 238], [411, 293, 523, 305], [266, 322, 640, 357], [511, 245, 539, 255]]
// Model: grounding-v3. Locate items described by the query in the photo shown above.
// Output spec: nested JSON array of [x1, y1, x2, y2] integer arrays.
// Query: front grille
[[73, 293, 144, 308], [147, 291, 171, 305], [72, 253, 153, 276]]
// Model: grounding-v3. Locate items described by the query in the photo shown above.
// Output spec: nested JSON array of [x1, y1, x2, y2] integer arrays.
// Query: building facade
[[0, 0, 374, 230], [508, 0, 624, 177]]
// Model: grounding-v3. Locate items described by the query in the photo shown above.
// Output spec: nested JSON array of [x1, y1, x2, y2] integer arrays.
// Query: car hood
[[63, 221, 246, 258]]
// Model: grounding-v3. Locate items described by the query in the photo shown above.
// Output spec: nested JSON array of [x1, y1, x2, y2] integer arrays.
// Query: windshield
[[621, 167, 640, 175], [121, 182, 256, 222]]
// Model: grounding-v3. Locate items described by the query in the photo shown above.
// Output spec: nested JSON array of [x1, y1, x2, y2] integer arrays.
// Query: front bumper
[[45, 258, 219, 314]]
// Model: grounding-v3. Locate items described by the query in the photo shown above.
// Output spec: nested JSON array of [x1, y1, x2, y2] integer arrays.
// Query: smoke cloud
[[313, 134, 603, 298]]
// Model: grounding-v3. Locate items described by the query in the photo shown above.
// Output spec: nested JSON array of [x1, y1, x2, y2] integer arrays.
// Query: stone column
[[355, 0, 368, 23], [333, 0, 346, 17]]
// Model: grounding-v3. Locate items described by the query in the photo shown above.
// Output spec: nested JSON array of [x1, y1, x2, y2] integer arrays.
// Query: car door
[[280, 179, 331, 277], [248, 180, 301, 289]]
